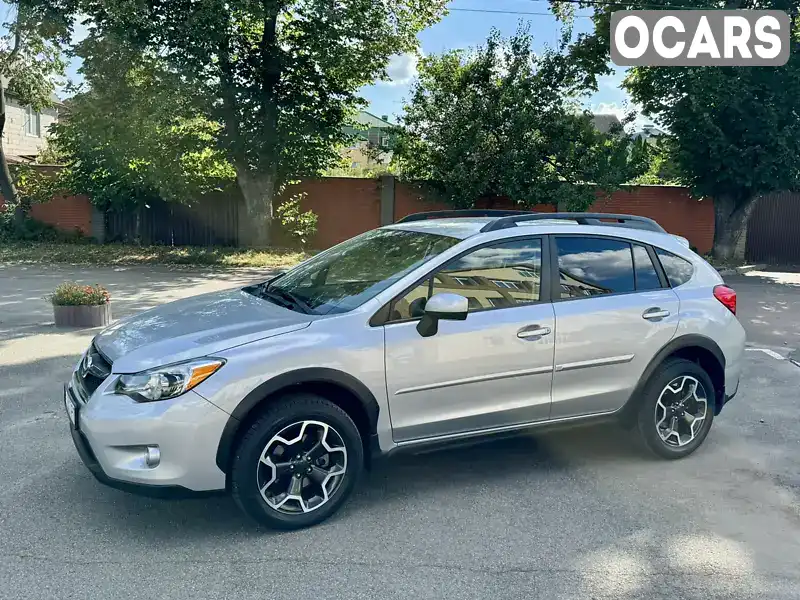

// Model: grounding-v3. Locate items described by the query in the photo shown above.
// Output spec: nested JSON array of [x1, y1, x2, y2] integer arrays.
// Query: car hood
[[94, 288, 314, 373]]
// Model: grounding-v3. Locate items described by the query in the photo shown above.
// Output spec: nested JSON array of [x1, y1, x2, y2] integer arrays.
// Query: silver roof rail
[[480, 212, 666, 233]]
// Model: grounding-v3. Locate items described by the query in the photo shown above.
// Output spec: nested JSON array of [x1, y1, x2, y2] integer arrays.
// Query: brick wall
[[591, 186, 714, 254], [28, 194, 93, 236], [15, 176, 715, 253], [289, 177, 382, 249]]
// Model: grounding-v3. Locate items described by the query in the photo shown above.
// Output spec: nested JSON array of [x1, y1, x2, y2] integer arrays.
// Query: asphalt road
[[1, 264, 799, 600]]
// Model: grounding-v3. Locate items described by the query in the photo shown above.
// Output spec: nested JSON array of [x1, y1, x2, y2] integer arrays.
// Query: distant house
[[590, 113, 623, 134], [632, 124, 666, 143], [1, 91, 62, 163], [340, 111, 394, 169]]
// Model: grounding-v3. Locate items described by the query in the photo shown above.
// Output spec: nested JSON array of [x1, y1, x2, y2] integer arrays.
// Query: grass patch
[[0, 241, 308, 269]]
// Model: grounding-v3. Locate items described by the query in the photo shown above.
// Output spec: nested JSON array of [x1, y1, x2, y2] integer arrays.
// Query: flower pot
[[53, 303, 112, 328]]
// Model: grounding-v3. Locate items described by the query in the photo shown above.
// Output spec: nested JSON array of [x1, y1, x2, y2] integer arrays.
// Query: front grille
[[78, 343, 113, 397]]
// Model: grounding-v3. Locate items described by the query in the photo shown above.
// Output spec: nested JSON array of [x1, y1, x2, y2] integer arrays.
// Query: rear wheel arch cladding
[[216, 369, 380, 475], [620, 335, 726, 425]]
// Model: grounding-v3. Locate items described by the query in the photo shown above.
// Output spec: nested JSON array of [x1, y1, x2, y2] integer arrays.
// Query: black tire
[[231, 393, 364, 530], [635, 358, 715, 459]]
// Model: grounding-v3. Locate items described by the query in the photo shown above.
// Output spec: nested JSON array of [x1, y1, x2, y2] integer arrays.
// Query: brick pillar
[[380, 175, 396, 225]]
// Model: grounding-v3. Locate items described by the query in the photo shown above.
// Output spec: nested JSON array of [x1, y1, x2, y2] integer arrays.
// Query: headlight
[[116, 358, 225, 402]]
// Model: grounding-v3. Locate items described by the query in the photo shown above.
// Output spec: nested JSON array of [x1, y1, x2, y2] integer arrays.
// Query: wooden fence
[[105, 193, 240, 246]]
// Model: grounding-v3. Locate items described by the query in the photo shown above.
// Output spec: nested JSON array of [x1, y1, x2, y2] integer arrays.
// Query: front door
[[549, 236, 680, 419], [383, 236, 555, 443]]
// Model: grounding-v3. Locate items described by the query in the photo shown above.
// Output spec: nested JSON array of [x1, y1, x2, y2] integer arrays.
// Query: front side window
[[656, 248, 694, 287], [556, 237, 635, 298], [390, 238, 543, 321], [252, 228, 460, 315]]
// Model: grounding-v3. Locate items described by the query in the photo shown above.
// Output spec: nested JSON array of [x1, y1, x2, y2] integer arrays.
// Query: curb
[[716, 264, 766, 276]]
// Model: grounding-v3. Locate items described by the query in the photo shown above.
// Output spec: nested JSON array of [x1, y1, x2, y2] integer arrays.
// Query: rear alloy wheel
[[636, 358, 715, 459], [654, 376, 708, 448], [231, 394, 363, 529]]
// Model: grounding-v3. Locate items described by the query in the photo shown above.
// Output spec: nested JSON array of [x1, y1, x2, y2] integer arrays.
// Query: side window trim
[[644, 244, 670, 288], [372, 234, 551, 326], [632, 242, 668, 291], [549, 234, 667, 303]]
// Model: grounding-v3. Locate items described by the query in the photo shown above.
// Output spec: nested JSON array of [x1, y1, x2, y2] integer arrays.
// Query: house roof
[[355, 111, 393, 129], [590, 113, 622, 134]]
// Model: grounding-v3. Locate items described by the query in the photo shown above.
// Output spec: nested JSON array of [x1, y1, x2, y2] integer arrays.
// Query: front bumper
[[65, 377, 230, 495], [69, 424, 217, 499]]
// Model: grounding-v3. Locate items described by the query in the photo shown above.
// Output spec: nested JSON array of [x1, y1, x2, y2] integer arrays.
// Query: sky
[[359, 0, 645, 127], [5, 0, 646, 128]]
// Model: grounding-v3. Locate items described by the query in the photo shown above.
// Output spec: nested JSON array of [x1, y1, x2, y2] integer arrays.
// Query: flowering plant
[[49, 283, 111, 306]]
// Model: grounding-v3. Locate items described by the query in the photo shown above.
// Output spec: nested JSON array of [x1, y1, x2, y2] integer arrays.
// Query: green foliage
[[277, 195, 318, 249], [631, 137, 683, 186], [74, 0, 449, 244], [0, 207, 84, 243], [48, 282, 110, 306], [393, 27, 647, 211], [1, 1, 72, 208], [0, 1, 70, 109], [51, 37, 235, 208], [559, 0, 800, 256], [35, 137, 67, 165]]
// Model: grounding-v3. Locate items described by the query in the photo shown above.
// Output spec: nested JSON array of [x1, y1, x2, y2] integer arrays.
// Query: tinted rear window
[[656, 248, 694, 287], [556, 237, 635, 298]]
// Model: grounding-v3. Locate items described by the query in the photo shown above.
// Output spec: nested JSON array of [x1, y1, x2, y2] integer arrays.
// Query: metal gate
[[746, 192, 800, 264]]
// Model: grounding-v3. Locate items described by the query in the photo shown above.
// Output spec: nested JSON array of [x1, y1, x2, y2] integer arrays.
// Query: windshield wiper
[[259, 284, 312, 314]]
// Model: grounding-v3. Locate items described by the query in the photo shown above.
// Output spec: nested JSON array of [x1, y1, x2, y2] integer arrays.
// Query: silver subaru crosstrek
[[64, 211, 745, 529]]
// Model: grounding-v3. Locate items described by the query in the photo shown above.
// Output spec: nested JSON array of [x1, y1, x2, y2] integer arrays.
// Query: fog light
[[145, 446, 161, 468]]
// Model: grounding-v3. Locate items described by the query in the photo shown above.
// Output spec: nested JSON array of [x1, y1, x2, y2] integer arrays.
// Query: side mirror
[[416, 293, 468, 337]]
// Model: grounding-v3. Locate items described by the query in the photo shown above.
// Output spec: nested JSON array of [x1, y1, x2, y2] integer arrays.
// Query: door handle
[[642, 307, 670, 320], [517, 325, 552, 339]]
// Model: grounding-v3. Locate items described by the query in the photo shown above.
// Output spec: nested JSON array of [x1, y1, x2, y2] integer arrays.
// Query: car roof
[[384, 217, 694, 256], [381, 218, 493, 239]]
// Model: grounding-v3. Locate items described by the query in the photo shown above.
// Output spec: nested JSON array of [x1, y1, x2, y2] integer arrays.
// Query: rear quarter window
[[655, 248, 694, 287]]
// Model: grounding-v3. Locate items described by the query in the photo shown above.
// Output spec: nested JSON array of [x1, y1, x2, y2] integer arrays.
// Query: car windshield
[[252, 228, 460, 315]]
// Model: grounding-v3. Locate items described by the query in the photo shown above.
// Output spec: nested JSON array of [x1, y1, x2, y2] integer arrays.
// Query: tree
[[75, 0, 448, 246], [393, 27, 648, 210], [51, 36, 234, 208], [632, 137, 682, 186], [562, 1, 800, 260], [0, 0, 70, 212]]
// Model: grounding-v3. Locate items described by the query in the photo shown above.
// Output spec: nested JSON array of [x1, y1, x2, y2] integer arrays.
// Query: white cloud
[[383, 52, 419, 86]]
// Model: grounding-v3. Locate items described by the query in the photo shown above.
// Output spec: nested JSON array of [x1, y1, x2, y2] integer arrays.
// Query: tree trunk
[[237, 166, 276, 247], [0, 83, 20, 210], [712, 194, 755, 262]]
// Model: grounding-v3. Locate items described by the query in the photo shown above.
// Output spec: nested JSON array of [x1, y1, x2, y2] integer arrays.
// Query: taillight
[[714, 285, 737, 315]]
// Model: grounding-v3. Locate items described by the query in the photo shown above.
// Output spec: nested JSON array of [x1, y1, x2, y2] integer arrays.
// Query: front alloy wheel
[[231, 394, 364, 530], [258, 420, 348, 514]]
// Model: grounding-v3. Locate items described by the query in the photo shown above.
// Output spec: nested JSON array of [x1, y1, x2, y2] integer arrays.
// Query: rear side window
[[655, 248, 694, 287], [556, 237, 635, 298], [632, 244, 662, 290]]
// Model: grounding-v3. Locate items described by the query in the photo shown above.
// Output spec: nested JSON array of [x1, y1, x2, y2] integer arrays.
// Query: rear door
[[549, 236, 680, 419]]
